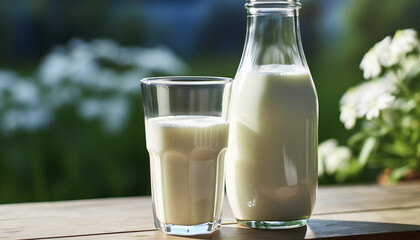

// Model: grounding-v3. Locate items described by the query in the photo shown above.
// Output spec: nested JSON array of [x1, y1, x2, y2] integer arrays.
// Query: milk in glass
[[146, 115, 229, 225]]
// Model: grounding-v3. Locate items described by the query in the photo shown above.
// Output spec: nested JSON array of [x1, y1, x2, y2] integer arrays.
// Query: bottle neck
[[238, 1, 307, 72]]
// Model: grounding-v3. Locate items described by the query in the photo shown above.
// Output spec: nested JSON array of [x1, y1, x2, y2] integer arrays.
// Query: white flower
[[118, 71, 148, 94], [398, 55, 420, 79], [39, 51, 70, 86], [1, 107, 52, 132], [67, 57, 99, 85], [324, 146, 352, 174], [340, 104, 357, 129], [2, 38, 188, 133], [375, 29, 419, 69], [390, 29, 418, 56], [0, 70, 16, 91], [319, 139, 339, 156], [318, 139, 338, 176], [46, 86, 81, 108], [340, 86, 359, 106], [318, 157, 325, 176], [94, 70, 120, 91], [9, 78, 40, 106], [68, 39, 95, 61], [378, 49, 399, 68], [133, 47, 188, 74], [357, 87, 395, 120], [90, 38, 120, 60], [21, 107, 53, 130], [375, 36, 400, 68], [393, 98, 416, 113], [360, 36, 392, 79], [78, 98, 102, 119], [340, 76, 398, 127], [101, 97, 129, 133], [340, 87, 359, 129], [374, 36, 392, 53], [378, 73, 398, 93], [77, 97, 129, 133], [360, 50, 382, 79], [318, 139, 352, 175]]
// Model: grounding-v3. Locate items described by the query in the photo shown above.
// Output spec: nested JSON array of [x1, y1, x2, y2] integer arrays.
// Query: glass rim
[[140, 76, 233, 86], [245, 0, 301, 10]]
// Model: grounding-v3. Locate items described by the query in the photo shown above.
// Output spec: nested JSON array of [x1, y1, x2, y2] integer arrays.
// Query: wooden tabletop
[[1, 182, 420, 240]]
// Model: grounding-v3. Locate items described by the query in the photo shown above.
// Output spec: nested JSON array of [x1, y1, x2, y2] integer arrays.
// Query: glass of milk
[[140, 76, 232, 236]]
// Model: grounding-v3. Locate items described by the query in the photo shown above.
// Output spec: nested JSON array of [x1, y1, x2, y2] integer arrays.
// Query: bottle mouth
[[245, 0, 301, 10]]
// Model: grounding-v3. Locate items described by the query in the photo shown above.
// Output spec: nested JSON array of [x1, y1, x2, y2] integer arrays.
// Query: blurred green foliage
[[0, 105, 148, 202], [1, 0, 420, 203]]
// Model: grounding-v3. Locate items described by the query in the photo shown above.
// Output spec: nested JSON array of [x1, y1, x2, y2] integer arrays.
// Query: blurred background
[[1, 0, 420, 204]]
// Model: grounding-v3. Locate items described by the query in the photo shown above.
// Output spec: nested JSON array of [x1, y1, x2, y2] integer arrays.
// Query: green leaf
[[412, 128, 420, 145], [380, 158, 407, 169], [406, 158, 420, 169], [391, 140, 415, 157], [389, 166, 410, 184], [417, 143, 420, 158], [358, 137, 378, 166], [378, 126, 391, 136], [335, 159, 362, 183], [348, 132, 368, 146]]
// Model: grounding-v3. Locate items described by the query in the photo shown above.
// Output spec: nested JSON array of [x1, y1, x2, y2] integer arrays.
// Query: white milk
[[145, 116, 229, 225], [226, 64, 318, 221]]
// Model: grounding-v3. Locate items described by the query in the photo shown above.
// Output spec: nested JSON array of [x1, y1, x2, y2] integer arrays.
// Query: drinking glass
[[140, 76, 232, 236]]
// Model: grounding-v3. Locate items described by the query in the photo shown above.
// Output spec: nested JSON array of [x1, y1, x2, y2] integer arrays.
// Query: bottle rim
[[245, 0, 301, 10]]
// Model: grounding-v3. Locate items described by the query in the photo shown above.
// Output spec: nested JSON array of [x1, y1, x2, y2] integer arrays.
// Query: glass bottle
[[226, 0, 318, 229]]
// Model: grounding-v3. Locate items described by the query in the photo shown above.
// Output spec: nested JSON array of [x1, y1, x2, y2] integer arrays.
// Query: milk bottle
[[226, 0, 318, 229]]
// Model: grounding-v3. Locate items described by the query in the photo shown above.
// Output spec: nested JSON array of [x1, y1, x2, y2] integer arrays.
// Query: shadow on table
[[156, 219, 420, 239], [307, 219, 420, 239]]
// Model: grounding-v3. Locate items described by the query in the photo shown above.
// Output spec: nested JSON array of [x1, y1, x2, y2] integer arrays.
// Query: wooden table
[[1, 182, 420, 239]]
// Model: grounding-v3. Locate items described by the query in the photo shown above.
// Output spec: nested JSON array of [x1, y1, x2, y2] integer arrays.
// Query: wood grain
[[1, 182, 419, 240], [0, 197, 151, 240], [313, 182, 420, 215]]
